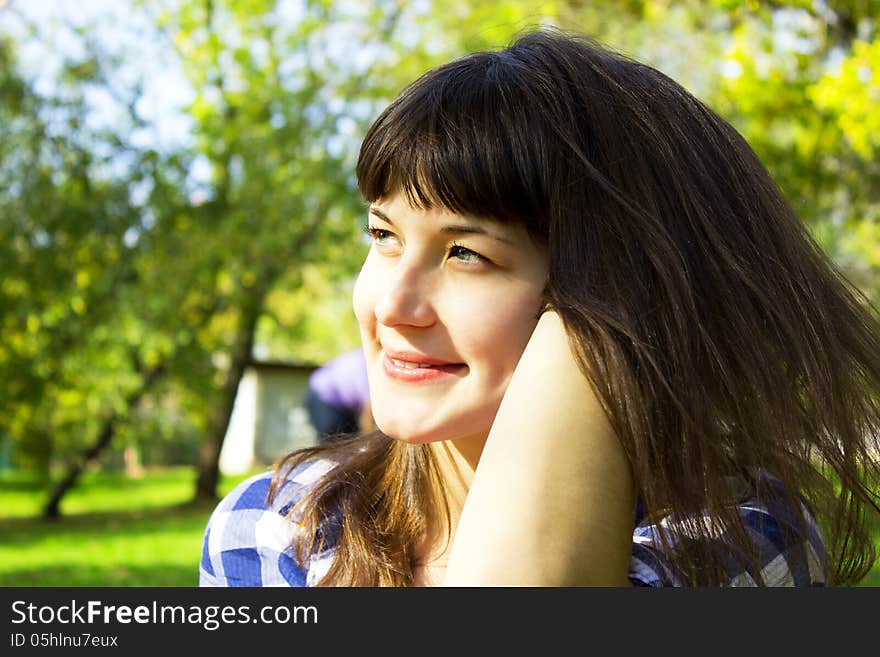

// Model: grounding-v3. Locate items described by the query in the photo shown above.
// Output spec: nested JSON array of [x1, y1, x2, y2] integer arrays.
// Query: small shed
[[219, 359, 319, 475]]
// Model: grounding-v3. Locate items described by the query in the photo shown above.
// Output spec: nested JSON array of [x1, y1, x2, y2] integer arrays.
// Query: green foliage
[[0, 33, 159, 476], [705, 3, 880, 300]]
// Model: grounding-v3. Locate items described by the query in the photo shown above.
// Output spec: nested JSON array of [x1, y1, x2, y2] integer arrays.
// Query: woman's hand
[[442, 310, 635, 586]]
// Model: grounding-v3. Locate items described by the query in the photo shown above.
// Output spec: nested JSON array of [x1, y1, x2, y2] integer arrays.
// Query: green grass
[[1, 467, 878, 586], [0, 467, 266, 587], [0, 468, 208, 519]]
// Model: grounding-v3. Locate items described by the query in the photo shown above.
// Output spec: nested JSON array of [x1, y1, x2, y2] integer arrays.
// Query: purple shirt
[[309, 349, 370, 411]]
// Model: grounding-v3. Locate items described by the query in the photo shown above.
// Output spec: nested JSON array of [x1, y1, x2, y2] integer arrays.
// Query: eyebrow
[[369, 207, 514, 246]]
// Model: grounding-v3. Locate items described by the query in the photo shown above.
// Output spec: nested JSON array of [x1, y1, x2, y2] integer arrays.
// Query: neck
[[429, 434, 484, 510], [419, 435, 485, 571], [411, 436, 484, 586]]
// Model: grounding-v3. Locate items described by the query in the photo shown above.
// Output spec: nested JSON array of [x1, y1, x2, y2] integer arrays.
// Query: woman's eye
[[364, 225, 487, 265], [365, 225, 395, 244], [449, 243, 487, 264]]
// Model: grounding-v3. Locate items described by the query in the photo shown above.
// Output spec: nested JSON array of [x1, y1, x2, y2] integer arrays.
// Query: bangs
[[356, 52, 551, 240]]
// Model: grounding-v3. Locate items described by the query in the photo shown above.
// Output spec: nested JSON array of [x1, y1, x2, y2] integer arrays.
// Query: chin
[[374, 412, 494, 446], [375, 420, 442, 445]]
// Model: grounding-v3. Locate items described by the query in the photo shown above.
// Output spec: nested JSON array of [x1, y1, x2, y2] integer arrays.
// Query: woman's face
[[353, 192, 549, 445]]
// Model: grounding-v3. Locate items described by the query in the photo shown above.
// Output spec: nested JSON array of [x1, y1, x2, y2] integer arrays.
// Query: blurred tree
[[0, 30, 179, 516], [713, 1, 880, 301]]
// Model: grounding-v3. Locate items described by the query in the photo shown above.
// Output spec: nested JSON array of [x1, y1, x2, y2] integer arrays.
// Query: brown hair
[[271, 28, 880, 586]]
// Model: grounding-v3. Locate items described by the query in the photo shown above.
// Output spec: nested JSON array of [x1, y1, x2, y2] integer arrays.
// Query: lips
[[389, 358, 443, 369], [384, 350, 464, 368], [381, 350, 467, 382]]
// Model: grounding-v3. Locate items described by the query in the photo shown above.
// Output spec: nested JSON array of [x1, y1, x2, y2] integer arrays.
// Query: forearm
[[442, 311, 635, 586]]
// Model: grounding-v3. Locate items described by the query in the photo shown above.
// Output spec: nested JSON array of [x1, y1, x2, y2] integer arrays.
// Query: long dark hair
[[271, 28, 880, 586]]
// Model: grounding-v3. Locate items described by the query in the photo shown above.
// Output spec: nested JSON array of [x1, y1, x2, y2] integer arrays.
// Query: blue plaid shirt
[[199, 459, 828, 587]]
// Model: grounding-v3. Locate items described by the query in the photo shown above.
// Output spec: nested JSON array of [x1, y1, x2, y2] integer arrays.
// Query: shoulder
[[627, 487, 828, 587], [199, 459, 336, 587]]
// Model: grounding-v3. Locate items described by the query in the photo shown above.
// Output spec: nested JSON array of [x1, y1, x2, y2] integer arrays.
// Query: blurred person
[[304, 348, 373, 445], [200, 29, 880, 587]]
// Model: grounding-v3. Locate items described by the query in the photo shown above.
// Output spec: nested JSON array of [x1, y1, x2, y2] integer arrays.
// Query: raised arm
[[442, 311, 635, 586]]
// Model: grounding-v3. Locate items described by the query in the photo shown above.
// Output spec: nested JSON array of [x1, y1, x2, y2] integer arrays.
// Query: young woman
[[199, 29, 880, 587]]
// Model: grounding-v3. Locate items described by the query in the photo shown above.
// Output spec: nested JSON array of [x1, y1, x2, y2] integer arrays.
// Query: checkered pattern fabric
[[199, 460, 336, 587], [199, 461, 827, 587], [630, 495, 828, 586]]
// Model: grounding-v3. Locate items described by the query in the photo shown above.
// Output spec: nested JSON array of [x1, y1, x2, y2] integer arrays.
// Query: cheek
[[455, 290, 542, 376], [493, 312, 538, 371]]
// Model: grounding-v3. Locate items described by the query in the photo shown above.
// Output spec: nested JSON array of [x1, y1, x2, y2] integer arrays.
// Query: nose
[[373, 259, 437, 328]]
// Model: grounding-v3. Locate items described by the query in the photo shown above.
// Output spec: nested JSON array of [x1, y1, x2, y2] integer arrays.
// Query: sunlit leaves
[[811, 39, 880, 159]]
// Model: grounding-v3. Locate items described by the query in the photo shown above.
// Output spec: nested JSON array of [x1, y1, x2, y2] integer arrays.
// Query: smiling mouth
[[389, 358, 457, 369], [389, 358, 466, 372], [383, 354, 467, 377]]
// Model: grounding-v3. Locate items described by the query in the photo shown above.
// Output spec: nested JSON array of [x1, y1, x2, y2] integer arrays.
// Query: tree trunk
[[41, 363, 165, 519], [42, 420, 116, 520], [193, 296, 263, 503]]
